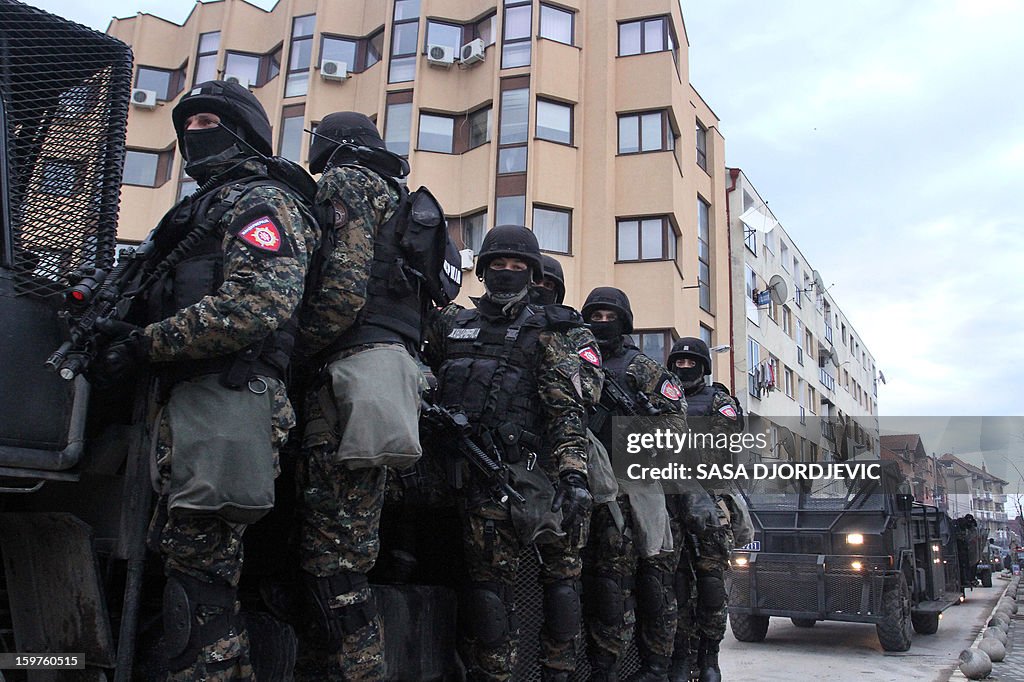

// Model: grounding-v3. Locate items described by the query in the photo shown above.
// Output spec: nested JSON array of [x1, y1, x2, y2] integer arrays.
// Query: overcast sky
[[26, 0, 1024, 419]]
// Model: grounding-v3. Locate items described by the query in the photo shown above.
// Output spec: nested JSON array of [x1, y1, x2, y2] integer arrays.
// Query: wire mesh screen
[[0, 0, 132, 298]]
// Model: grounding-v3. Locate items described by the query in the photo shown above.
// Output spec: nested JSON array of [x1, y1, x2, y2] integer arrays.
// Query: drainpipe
[[725, 167, 741, 395]]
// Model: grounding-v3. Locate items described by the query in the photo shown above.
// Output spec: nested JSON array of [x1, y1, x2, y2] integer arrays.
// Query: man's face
[[536, 276, 559, 292], [488, 256, 528, 272], [184, 112, 221, 130], [674, 357, 698, 370], [589, 309, 618, 323]]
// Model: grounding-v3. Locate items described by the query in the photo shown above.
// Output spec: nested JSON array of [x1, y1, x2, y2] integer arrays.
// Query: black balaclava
[[182, 122, 246, 183], [530, 284, 559, 306], [483, 268, 532, 309], [674, 364, 705, 386]]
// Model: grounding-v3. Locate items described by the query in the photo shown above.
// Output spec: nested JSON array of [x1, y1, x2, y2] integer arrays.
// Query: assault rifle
[[588, 372, 662, 435], [45, 238, 157, 380], [420, 399, 526, 505]]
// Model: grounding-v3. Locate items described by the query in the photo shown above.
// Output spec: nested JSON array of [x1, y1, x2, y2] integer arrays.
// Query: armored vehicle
[[726, 460, 966, 652]]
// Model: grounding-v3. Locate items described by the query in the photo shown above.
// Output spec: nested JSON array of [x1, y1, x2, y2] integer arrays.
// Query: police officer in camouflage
[[667, 338, 742, 682], [424, 226, 594, 682], [295, 112, 426, 680], [580, 287, 687, 682], [91, 80, 317, 680]]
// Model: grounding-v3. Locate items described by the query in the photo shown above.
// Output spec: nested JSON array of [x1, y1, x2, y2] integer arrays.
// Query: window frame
[[497, 79, 529, 175], [449, 209, 488, 252], [615, 215, 678, 262], [695, 119, 708, 171], [535, 98, 573, 145], [697, 196, 711, 312], [383, 91, 414, 157], [224, 46, 282, 88], [39, 158, 85, 197], [390, 2, 420, 83], [502, 0, 533, 69], [617, 110, 676, 155], [635, 329, 674, 366], [617, 16, 678, 61], [193, 31, 220, 86], [135, 64, 185, 101], [285, 15, 316, 97], [278, 104, 305, 163], [417, 111, 456, 154], [532, 204, 571, 255], [539, 4, 574, 46], [122, 148, 173, 188]]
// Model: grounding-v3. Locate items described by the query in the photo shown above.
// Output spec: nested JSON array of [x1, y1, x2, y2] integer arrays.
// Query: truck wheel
[[730, 613, 770, 642], [911, 611, 940, 635], [791, 618, 816, 628], [979, 567, 993, 588], [876, 578, 913, 651]]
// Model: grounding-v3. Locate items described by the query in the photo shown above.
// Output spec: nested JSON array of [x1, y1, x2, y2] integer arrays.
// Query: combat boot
[[624, 653, 670, 682], [698, 638, 721, 682], [669, 637, 700, 682], [542, 667, 571, 682], [589, 649, 619, 681]]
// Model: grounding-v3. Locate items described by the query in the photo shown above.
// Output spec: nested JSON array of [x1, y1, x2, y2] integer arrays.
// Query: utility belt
[[164, 349, 287, 391]]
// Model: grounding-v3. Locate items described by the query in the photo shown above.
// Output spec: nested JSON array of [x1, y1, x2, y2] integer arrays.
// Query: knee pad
[[303, 571, 378, 652], [637, 567, 674, 619], [163, 572, 239, 672], [697, 573, 726, 612], [543, 579, 582, 643], [586, 574, 633, 627], [461, 582, 511, 647], [674, 564, 693, 602]]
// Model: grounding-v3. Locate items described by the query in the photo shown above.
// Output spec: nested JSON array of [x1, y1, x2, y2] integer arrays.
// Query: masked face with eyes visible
[[180, 112, 249, 183], [483, 256, 533, 307], [672, 356, 706, 387]]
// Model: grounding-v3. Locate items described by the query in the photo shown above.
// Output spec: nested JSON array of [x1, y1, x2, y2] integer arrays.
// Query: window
[[136, 65, 185, 101], [536, 99, 572, 144], [539, 4, 573, 45], [533, 205, 570, 254], [804, 329, 815, 363], [796, 320, 804, 365], [279, 105, 305, 162], [699, 325, 712, 348], [807, 385, 817, 415], [426, 20, 463, 54], [39, 159, 83, 197], [695, 120, 708, 171], [784, 367, 794, 398], [193, 31, 220, 85], [616, 216, 676, 261], [747, 339, 760, 398], [321, 31, 382, 74], [475, 13, 497, 46], [496, 195, 525, 225], [498, 85, 529, 174], [285, 15, 315, 97], [745, 264, 758, 303], [467, 106, 492, 150], [122, 149, 171, 187], [618, 110, 675, 154], [390, 1, 420, 83], [225, 47, 281, 88], [636, 330, 672, 365], [782, 305, 792, 336], [502, 0, 532, 68], [453, 210, 487, 252], [618, 16, 676, 60], [780, 241, 790, 271], [418, 113, 454, 153], [178, 162, 198, 200], [384, 98, 413, 156], [697, 197, 711, 312]]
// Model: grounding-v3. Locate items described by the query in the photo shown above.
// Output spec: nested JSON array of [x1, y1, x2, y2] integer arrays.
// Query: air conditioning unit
[[223, 74, 251, 89], [320, 59, 349, 81], [460, 38, 485, 66], [459, 248, 475, 271], [426, 44, 455, 67], [130, 88, 157, 109]]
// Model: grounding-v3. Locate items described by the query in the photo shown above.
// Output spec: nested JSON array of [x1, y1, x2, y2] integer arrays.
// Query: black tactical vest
[[435, 304, 547, 438], [326, 179, 421, 352], [601, 341, 641, 389], [144, 179, 297, 383], [684, 383, 716, 416]]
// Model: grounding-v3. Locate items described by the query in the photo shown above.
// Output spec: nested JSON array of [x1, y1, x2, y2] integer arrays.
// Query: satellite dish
[[778, 426, 797, 458], [829, 348, 840, 367], [767, 274, 788, 305], [812, 269, 825, 293]]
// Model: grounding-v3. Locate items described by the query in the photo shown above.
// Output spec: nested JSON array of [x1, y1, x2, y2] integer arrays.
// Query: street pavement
[[718, 582, 1003, 681]]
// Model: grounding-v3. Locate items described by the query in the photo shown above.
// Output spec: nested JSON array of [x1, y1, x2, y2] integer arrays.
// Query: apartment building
[[940, 453, 1010, 544], [106, 0, 734, 377], [726, 169, 880, 462]]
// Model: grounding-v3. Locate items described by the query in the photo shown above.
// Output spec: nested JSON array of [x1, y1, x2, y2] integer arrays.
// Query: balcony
[[993, 493, 1007, 504], [821, 420, 835, 443], [819, 367, 835, 392], [824, 324, 833, 344]]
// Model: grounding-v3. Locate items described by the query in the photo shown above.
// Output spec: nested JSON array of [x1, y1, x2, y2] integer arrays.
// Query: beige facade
[[107, 0, 733, 378], [726, 168, 880, 463], [940, 453, 1010, 544]]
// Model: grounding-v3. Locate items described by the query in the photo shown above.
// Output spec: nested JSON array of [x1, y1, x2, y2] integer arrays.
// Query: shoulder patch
[[718, 403, 738, 420], [331, 199, 349, 227], [660, 378, 683, 401], [228, 206, 293, 257], [579, 345, 602, 367]]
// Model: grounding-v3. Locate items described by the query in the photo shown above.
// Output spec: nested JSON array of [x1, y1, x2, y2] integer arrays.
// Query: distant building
[[940, 453, 1010, 543], [879, 434, 943, 506], [726, 168, 880, 463]]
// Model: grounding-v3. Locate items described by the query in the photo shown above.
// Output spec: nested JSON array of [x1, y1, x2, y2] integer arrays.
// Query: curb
[[948, 577, 1017, 680]]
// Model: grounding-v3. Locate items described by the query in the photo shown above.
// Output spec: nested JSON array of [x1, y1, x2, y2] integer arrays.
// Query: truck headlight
[[732, 554, 749, 567], [847, 533, 864, 545], [851, 560, 863, 571]]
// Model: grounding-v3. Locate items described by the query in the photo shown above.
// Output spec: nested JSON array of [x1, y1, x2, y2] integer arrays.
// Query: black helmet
[[668, 337, 712, 376], [172, 80, 273, 157], [581, 287, 633, 334], [540, 254, 565, 304], [475, 225, 543, 283], [308, 111, 385, 174]]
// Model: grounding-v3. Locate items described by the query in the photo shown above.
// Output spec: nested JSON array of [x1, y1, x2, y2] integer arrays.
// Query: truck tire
[[791, 618, 816, 628], [730, 613, 769, 642], [979, 567, 993, 588], [876, 577, 913, 651], [911, 611, 940, 635]]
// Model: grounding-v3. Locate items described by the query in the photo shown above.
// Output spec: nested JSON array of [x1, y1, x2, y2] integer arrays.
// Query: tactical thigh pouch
[[507, 460, 565, 545], [302, 571, 378, 652], [620, 481, 673, 558], [586, 429, 619, 505], [163, 572, 242, 673], [323, 345, 423, 470], [166, 373, 275, 524]]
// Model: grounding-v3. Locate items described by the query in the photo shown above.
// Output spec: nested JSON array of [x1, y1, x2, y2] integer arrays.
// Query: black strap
[[478, 304, 535, 430]]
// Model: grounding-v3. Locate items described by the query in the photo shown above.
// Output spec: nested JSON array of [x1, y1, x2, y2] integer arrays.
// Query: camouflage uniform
[[143, 159, 316, 680], [424, 300, 592, 682], [295, 162, 402, 681], [671, 386, 742, 682], [584, 349, 687, 678]]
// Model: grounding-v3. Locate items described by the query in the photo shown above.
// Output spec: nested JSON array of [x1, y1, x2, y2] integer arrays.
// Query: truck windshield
[[742, 472, 884, 511]]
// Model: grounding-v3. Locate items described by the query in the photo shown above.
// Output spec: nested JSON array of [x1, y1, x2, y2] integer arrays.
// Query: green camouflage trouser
[[583, 497, 681, 669], [460, 507, 588, 681], [299, 443, 387, 681], [675, 525, 733, 643]]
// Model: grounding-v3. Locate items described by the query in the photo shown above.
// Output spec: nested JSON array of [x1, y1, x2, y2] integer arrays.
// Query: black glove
[[551, 470, 592, 527], [86, 318, 151, 387]]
